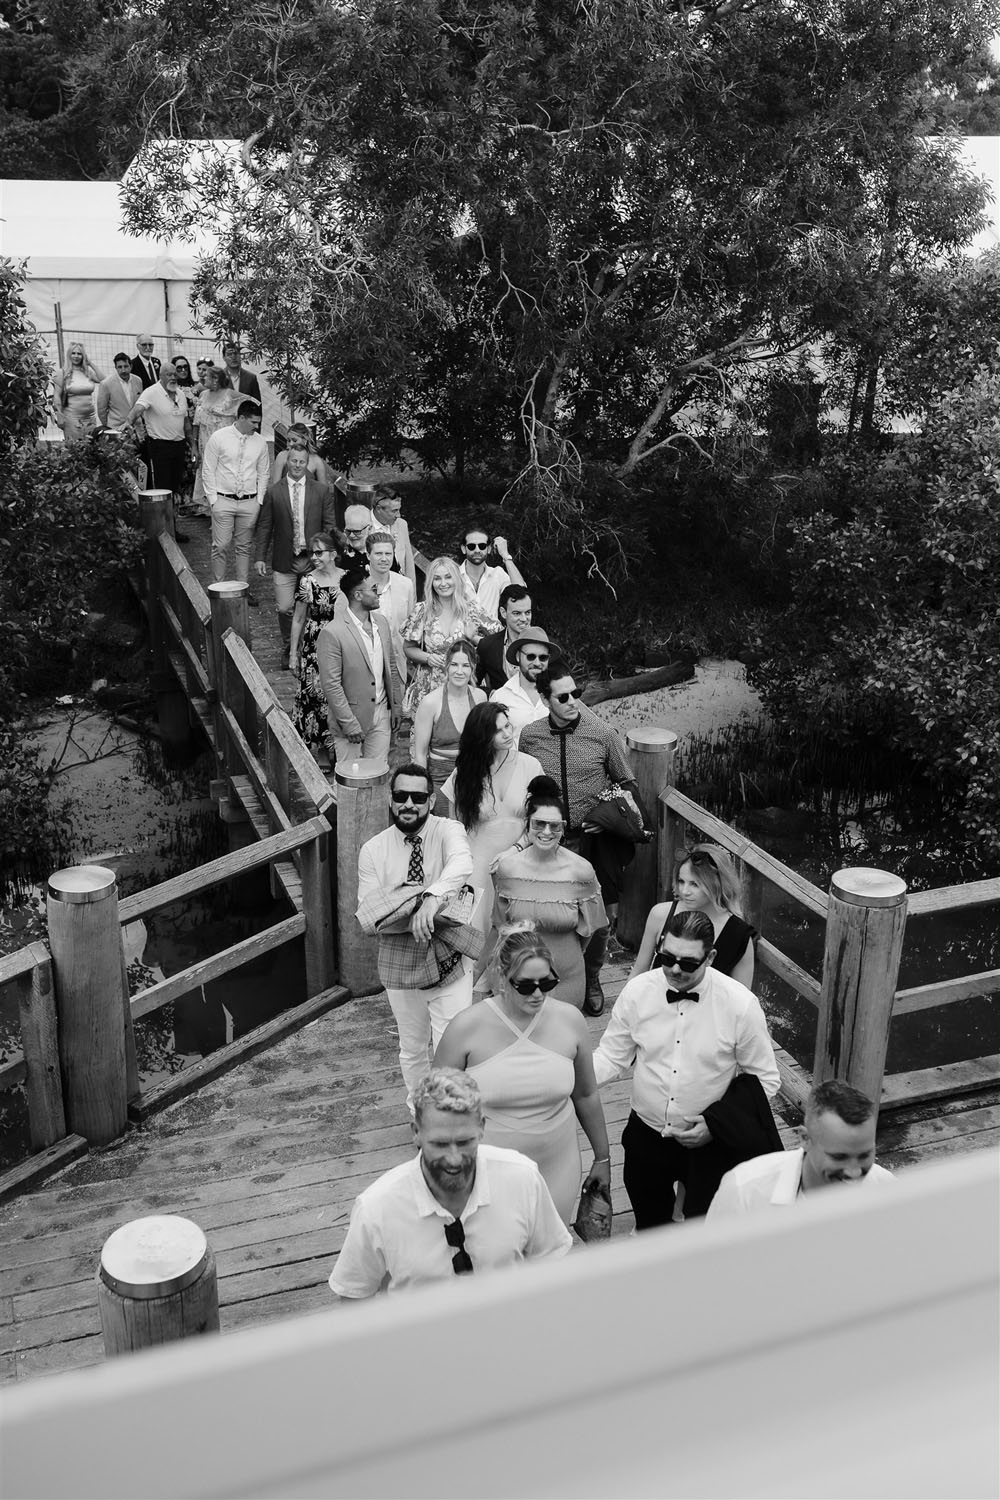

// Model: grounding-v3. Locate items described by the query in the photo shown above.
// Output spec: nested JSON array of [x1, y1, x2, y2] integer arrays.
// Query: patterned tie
[[404, 833, 424, 884]]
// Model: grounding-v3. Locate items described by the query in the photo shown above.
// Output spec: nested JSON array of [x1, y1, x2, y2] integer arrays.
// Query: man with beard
[[356, 765, 476, 1107], [707, 1079, 892, 1218], [489, 625, 557, 745], [328, 1069, 570, 1299]]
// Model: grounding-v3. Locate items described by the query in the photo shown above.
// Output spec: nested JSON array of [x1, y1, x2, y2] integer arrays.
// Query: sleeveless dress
[[292, 577, 342, 752], [62, 369, 98, 443], [493, 848, 608, 1008], [654, 909, 756, 978], [441, 752, 543, 949], [469, 996, 581, 1223], [427, 688, 475, 794], [402, 600, 498, 715]]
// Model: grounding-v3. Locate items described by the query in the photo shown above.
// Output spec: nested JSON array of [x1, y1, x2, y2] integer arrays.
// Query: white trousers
[[386, 963, 474, 1106]]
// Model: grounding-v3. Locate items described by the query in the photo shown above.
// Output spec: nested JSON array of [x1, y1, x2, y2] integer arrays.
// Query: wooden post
[[618, 729, 678, 948], [300, 828, 336, 996], [208, 583, 251, 817], [335, 758, 390, 995], [97, 1215, 219, 1357], [16, 944, 66, 1151], [814, 867, 908, 1103], [741, 858, 768, 938], [140, 491, 191, 756], [47, 866, 128, 1147]]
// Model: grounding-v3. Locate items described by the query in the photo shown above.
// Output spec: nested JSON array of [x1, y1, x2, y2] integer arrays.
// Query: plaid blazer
[[356, 883, 484, 990]]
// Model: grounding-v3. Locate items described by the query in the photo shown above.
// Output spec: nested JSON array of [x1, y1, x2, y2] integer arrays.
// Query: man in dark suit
[[130, 335, 161, 389], [254, 446, 336, 668], [316, 568, 401, 768], [476, 584, 534, 692], [222, 341, 262, 403]]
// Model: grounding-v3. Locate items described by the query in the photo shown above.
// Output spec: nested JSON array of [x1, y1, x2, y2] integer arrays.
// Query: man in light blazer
[[255, 446, 336, 667], [96, 353, 143, 430], [316, 568, 402, 768]]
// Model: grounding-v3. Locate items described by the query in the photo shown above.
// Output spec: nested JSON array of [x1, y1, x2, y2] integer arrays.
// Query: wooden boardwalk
[[2, 952, 997, 1386]]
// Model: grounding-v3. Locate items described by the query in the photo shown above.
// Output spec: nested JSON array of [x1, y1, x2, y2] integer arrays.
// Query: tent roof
[[0, 178, 214, 279]]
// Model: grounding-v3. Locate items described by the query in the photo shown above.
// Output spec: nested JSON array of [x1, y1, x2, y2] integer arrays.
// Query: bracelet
[[593, 1156, 610, 1164]]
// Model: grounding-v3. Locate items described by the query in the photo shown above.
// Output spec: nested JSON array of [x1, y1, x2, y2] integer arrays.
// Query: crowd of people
[[63, 333, 894, 1303]]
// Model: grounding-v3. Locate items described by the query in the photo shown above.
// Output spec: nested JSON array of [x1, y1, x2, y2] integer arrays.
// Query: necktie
[[293, 480, 304, 550], [667, 989, 699, 1003], [404, 833, 424, 884]]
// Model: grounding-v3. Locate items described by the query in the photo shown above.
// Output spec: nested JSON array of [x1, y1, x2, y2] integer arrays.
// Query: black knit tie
[[404, 833, 424, 884]]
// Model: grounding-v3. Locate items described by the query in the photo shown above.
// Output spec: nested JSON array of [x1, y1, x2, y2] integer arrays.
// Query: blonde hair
[[60, 343, 98, 385], [677, 843, 744, 916], [490, 922, 555, 991], [426, 556, 477, 629]]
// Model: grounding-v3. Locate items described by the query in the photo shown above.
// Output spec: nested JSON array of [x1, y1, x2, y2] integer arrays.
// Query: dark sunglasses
[[521, 652, 549, 663], [444, 1218, 473, 1275], [392, 789, 430, 805], [657, 949, 705, 974], [509, 973, 560, 996], [464, 542, 489, 551], [552, 687, 583, 703]]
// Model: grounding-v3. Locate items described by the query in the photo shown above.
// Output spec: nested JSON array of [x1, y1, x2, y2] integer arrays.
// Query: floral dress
[[402, 600, 497, 715], [292, 576, 342, 752]]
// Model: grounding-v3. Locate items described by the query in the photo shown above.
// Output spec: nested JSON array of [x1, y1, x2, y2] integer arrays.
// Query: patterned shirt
[[519, 705, 636, 833]]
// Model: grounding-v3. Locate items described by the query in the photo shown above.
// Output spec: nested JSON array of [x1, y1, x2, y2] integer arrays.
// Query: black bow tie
[[667, 989, 699, 1003]]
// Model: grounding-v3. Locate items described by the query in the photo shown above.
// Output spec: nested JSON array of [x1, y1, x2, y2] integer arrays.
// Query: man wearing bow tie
[[593, 908, 778, 1229]]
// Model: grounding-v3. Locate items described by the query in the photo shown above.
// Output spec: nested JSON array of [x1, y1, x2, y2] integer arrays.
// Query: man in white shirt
[[459, 522, 526, 618], [371, 487, 417, 587], [594, 907, 779, 1228], [366, 530, 415, 686], [126, 364, 196, 540], [356, 765, 476, 1106], [708, 1079, 893, 1218], [317, 567, 400, 766], [96, 353, 142, 430], [329, 1068, 571, 1299], [490, 625, 557, 744], [202, 401, 270, 584]]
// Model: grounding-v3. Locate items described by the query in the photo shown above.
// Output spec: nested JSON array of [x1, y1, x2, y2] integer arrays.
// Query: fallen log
[[583, 658, 695, 705]]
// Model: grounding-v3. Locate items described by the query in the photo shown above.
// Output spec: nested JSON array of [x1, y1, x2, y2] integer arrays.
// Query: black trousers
[[564, 829, 634, 905], [622, 1111, 731, 1229]]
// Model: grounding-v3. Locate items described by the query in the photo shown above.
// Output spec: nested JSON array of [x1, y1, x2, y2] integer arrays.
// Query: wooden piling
[[47, 866, 128, 1147], [140, 491, 191, 755], [16, 943, 66, 1151], [814, 867, 908, 1103], [300, 827, 336, 996], [618, 729, 678, 948], [97, 1215, 219, 1357], [335, 758, 390, 995]]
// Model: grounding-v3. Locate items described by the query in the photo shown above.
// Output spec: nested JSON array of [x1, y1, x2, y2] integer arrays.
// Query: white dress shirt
[[357, 816, 473, 913], [489, 674, 548, 743], [202, 424, 270, 507], [593, 966, 779, 1132], [134, 383, 188, 441], [460, 562, 511, 619], [345, 608, 386, 707], [707, 1148, 894, 1219], [328, 1145, 571, 1297]]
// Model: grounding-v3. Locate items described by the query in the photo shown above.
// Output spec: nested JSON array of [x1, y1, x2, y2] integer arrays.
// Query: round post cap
[[208, 580, 248, 596], [335, 758, 389, 788], [137, 489, 172, 501], [100, 1215, 209, 1299], [626, 728, 679, 752], [48, 864, 117, 905], [831, 868, 907, 908]]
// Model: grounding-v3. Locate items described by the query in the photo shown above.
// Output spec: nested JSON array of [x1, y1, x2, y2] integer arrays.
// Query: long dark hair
[[453, 702, 509, 831]]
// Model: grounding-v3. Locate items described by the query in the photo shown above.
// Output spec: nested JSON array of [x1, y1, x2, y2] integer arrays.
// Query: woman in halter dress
[[434, 926, 610, 1223]]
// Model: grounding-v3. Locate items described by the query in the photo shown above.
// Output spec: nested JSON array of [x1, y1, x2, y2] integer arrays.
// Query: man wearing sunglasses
[[593, 908, 779, 1229], [335, 504, 373, 569], [488, 625, 557, 744], [459, 523, 526, 619], [329, 1069, 570, 1299], [357, 766, 477, 1108], [520, 659, 644, 1014]]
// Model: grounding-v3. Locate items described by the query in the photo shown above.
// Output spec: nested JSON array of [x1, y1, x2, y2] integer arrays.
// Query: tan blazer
[[315, 612, 401, 739]]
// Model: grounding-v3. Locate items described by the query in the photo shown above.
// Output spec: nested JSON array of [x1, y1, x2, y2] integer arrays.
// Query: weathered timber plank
[[907, 877, 1000, 916], [757, 939, 821, 1007], [9, 1334, 104, 1383], [773, 1044, 811, 1117], [893, 970, 1000, 1015], [0, 1138, 88, 1208], [129, 983, 350, 1121], [228, 776, 301, 905], [130, 913, 306, 1021], [882, 1127, 999, 1168], [0, 1056, 26, 1089], [118, 816, 328, 922], [223, 719, 291, 833], [220, 1282, 332, 1334], [877, 1102, 999, 1155], [162, 603, 210, 694], [880, 1056, 1000, 1110], [0, 1295, 13, 1326], [0, 949, 44, 986]]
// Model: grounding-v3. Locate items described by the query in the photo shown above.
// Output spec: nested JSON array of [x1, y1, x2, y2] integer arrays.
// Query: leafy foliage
[[0, 257, 51, 455]]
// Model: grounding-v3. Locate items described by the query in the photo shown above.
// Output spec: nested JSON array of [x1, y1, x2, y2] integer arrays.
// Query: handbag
[[573, 1179, 613, 1242]]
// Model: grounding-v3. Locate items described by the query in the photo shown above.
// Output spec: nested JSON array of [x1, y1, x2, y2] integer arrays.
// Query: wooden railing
[[660, 787, 1000, 1114]]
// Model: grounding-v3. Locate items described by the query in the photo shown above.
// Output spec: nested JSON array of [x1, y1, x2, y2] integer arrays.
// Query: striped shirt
[[519, 705, 636, 833]]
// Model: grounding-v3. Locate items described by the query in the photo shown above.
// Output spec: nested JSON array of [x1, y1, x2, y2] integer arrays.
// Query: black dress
[[655, 909, 756, 978]]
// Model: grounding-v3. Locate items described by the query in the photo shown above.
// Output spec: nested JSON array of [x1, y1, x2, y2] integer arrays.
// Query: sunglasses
[[392, 789, 430, 805], [443, 1219, 473, 1275], [552, 687, 583, 703], [509, 973, 560, 996], [657, 950, 705, 974], [464, 542, 489, 551], [521, 652, 549, 663], [309, 549, 327, 557], [344, 528, 368, 539]]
